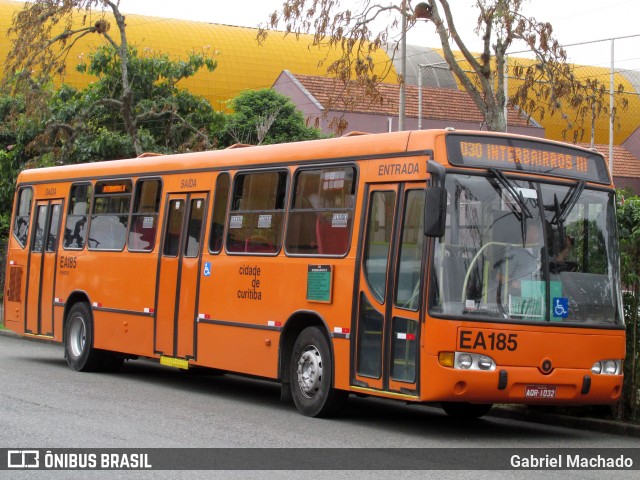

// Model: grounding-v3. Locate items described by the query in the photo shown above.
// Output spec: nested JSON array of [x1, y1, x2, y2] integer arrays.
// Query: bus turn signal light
[[438, 352, 455, 368]]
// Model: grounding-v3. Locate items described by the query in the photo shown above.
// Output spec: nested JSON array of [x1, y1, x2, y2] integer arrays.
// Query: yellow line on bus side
[[351, 386, 420, 401]]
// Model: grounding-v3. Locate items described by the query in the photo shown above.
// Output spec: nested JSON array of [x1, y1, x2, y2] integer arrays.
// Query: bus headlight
[[478, 356, 494, 370], [453, 352, 496, 371], [458, 354, 473, 369], [591, 359, 622, 375]]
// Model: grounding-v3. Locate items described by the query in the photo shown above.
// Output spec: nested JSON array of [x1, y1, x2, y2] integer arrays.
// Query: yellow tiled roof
[[0, 0, 638, 146], [0, 0, 393, 112]]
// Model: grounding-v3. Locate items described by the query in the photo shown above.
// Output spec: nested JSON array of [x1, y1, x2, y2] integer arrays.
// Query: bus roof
[[15, 129, 609, 185]]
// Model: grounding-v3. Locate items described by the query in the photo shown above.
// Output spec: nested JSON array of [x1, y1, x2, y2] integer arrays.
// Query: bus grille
[[7, 266, 22, 302]]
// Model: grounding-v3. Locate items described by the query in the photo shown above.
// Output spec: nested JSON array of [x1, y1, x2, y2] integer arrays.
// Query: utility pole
[[398, 0, 407, 131]]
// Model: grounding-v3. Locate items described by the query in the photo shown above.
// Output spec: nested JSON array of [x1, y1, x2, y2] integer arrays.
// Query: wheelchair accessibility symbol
[[553, 297, 569, 318], [203, 262, 211, 277]]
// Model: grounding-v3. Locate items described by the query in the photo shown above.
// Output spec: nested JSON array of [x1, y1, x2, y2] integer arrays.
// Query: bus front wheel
[[64, 302, 122, 372], [290, 327, 347, 417]]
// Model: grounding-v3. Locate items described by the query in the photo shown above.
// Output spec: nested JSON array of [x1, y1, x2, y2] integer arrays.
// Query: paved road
[[1, 335, 639, 479]]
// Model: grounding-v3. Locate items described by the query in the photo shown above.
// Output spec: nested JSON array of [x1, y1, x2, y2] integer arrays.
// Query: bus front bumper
[[422, 357, 623, 405]]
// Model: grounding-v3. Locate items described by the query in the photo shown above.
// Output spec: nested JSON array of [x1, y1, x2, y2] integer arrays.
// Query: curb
[[0, 328, 19, 339], [1, 328, 638, 436], [489, 405, 640, 437]]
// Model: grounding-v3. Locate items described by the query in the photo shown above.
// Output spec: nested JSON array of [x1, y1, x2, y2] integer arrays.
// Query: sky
[[119, 0, 640, 72]]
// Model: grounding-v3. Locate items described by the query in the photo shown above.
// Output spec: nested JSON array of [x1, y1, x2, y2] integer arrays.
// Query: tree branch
[[428, 1, 487, 115]]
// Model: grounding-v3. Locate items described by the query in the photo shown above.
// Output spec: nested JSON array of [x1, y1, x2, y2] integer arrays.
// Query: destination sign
[[96, 181, 132, 195], [446, 134, 610, 184]]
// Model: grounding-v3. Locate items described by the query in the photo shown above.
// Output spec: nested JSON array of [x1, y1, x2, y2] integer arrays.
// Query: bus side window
[[209, 173, 230, 253], [32, 205, 48, 253], [46, 204, 61, 253], [13, 187, 33, 248], [164, 199, 185, 257], [184, 198, 205, 258], [226, 170, 288, 254], [89, 180, 132, 251], [63, 183, 92, 250], [128, 179, 162, 252], [285, 166, 356, 256]]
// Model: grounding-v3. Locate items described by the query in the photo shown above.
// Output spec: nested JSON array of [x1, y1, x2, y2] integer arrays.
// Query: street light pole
[[398, 2, 432, 132], [609, 38, 615, 175], [399, 0, 407, 131]]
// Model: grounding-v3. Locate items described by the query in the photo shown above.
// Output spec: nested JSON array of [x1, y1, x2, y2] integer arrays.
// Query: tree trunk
[[484, 105, 507, 132], [428, 0, 508, 133], [107, 1, 142, 156]]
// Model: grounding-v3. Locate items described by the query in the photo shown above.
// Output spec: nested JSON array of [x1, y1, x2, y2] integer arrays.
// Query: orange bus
[[3, 129, 625, 418]]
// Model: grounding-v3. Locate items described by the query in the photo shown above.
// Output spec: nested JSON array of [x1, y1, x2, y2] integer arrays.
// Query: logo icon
[[7, 450, 39, 469], [203, 262, 211, 277], [553, 297, 569, 318]]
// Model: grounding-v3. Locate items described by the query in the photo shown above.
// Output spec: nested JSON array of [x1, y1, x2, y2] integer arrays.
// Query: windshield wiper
[[489, 168, 533, 220], [551, 180, 585, 225]]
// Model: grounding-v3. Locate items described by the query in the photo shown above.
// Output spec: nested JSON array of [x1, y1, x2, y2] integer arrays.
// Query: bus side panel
[[53, 306, 65, 342], [55, 250, 159, 357], [194, 254, 282, 378], [89, 254, 159, 357], [331, 334, 352, 391], [196, 325, 279, 378], [3, 251, 28, 332], [4, 189, 31, 333], [93, 311, 155, 357], [195, 254, 356, 388]]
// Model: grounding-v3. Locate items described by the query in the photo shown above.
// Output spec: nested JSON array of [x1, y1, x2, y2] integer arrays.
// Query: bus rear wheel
[[290, 327, 347, 417], [64, 302, 122, 372], [441, 402, 493, 419]]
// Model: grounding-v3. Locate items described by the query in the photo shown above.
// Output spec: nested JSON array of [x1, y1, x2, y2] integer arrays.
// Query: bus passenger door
[[155, 192, 208, 360], [354, 184, 426, 396], [25, 199, 63, 336]]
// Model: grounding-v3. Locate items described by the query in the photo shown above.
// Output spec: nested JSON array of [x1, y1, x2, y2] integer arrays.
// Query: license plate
[[524, 385, 557, 399]]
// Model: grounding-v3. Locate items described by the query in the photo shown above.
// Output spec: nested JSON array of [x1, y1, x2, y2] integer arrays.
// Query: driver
[[491, 222, 543, 316], [500, 221, 542, 286]]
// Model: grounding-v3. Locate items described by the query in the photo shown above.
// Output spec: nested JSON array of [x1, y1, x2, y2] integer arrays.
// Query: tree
[[4, 0, 217, 156], [616, 189, 640, 421], [0, 46, 223, 240], [41, 45, 223, 163], [0, 93, 46, 238], [221, 89, 325, 147], [261, 1, 626, 139]]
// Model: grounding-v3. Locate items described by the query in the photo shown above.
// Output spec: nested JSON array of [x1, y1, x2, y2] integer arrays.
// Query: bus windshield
[[430, 173, 623, 326]]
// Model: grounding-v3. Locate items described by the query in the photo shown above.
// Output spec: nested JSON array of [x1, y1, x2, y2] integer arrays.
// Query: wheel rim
[[296, 345, 323, 398], [68, 315, 86, 358]]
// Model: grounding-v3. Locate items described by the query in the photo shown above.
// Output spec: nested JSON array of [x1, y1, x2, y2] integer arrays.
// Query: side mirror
[[424, 187, 446, 237]]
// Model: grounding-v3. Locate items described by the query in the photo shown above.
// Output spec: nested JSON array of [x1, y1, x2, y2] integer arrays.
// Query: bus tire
[[290, 326, 347, 417], [64, 302, 108, 372], [441, 402, 493, 419]]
